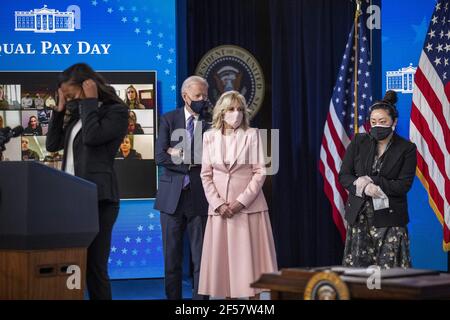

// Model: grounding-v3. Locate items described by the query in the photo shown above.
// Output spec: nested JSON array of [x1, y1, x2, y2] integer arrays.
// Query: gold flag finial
[[356, 0, 362, 15]]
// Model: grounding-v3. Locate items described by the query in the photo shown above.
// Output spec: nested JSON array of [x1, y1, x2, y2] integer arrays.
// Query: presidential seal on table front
[[304, 271, 350, 300]]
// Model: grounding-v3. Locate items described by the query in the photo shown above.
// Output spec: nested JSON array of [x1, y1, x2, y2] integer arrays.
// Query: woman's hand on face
[[82, 79, 98, 99], [56, 88, 66, 112]]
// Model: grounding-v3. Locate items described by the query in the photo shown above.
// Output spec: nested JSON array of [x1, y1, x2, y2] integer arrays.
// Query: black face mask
[[189, 99, 209, 115], [65, 99, 81, 115], [370, 125, 393, 141]]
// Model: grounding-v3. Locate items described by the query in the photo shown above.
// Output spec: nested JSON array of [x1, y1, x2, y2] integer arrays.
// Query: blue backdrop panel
[[0, 0, 177, 111], [382, 0, 447, 271], [110, 200, 163, 279], [0, 0, 177, 278]]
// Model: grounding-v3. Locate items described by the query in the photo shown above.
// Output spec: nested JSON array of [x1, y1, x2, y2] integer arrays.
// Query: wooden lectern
[[252, 267, 450, 300], [0, 162, 99, 300]]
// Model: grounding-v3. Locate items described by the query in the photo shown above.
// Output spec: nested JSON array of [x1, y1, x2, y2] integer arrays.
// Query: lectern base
[[0, 248, 87, 300]]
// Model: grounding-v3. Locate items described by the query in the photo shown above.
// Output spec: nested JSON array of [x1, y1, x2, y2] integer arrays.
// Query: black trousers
[[86, 200, 119, 300], [160, 188, 208, 300]]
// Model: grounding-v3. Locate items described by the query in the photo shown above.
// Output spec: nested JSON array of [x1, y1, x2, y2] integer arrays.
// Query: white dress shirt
[[65, 119, 82, 175], [184, 106, 199, 131]]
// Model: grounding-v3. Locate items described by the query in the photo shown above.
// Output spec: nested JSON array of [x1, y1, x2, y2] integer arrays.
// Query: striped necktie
[[182, 115, 194, 189]]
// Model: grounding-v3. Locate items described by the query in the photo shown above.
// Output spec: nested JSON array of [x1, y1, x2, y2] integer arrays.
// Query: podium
[[0, 161, 99, 300], [252, 267, 450, 300]]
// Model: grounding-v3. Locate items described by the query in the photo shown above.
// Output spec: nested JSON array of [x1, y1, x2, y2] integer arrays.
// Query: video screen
[[0, 72, 157, 199]]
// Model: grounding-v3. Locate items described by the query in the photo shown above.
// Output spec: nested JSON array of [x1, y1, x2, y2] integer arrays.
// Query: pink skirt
[[198, 211, 278, 298]]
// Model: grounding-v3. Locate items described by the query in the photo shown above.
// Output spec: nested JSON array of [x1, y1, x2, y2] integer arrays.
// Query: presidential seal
[[304, 271, 350, 300], [195, 45, 265, 119]]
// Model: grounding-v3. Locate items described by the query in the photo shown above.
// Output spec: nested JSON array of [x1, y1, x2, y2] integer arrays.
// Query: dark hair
[[128, 116, 137, 124], [58, 63, 124, 106], [369, 90, 399, 120], [122, 134, 134, 149], [124, 85, 142, 107], [28, 116, 41, 130], [129, 110, 137, 120]]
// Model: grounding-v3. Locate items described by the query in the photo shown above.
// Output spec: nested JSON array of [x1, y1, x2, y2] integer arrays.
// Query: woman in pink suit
[[198, 90, 278, 299]]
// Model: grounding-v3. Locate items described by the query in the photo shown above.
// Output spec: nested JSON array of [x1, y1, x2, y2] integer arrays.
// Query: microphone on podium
[[0, 126, 24, 151]]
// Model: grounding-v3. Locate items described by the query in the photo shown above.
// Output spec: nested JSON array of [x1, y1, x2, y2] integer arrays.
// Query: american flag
[[319, 15, 372, 240], [410, 0, 450, 251]]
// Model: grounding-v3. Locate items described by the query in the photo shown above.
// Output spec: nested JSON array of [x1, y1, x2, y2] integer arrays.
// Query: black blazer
[[338, 133, 417, 228], [46, 98, 128, 202], [154, 107, 209, 215], [23, 125, 43, 136]]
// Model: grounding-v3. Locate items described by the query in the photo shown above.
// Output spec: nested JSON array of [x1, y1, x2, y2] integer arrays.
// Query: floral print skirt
[[342, 201, 411, 269]]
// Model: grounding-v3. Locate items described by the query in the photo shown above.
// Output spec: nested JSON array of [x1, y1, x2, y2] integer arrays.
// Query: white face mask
[[224, 111, 243, 129]]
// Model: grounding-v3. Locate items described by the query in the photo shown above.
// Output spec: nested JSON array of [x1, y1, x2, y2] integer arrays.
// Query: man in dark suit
[[155, 76, 210, 300]]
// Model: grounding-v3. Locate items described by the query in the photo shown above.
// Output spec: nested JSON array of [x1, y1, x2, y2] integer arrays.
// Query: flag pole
[[353, 0, 362, 135]]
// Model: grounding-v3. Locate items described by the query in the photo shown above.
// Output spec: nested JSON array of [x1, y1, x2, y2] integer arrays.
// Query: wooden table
[[252, 267, 450, 300]]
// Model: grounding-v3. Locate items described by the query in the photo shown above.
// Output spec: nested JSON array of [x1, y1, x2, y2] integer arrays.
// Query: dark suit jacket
[[154, 107, 209, 215], [338, 133, 417, 227], [46, 98, 128, 202], [23, 125, 43, 136]]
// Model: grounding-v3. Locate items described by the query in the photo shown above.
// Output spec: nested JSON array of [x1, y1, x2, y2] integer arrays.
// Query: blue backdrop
[[0, 0, 176, 279], [1, 0, 446, 280], [382, 0, 448, 271]]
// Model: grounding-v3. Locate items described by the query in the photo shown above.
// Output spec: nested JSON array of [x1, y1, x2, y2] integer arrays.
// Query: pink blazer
[[201, 127, 268, 215]]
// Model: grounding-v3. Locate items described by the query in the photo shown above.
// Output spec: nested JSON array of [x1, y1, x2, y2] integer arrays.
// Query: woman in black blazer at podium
[[46, 63, 128, 300], [338, 90, 417, 269]]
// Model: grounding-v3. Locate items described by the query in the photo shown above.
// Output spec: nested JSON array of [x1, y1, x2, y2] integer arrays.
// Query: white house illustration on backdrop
[[15, 5, 80, 33], [386, 63, 417, 94]]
